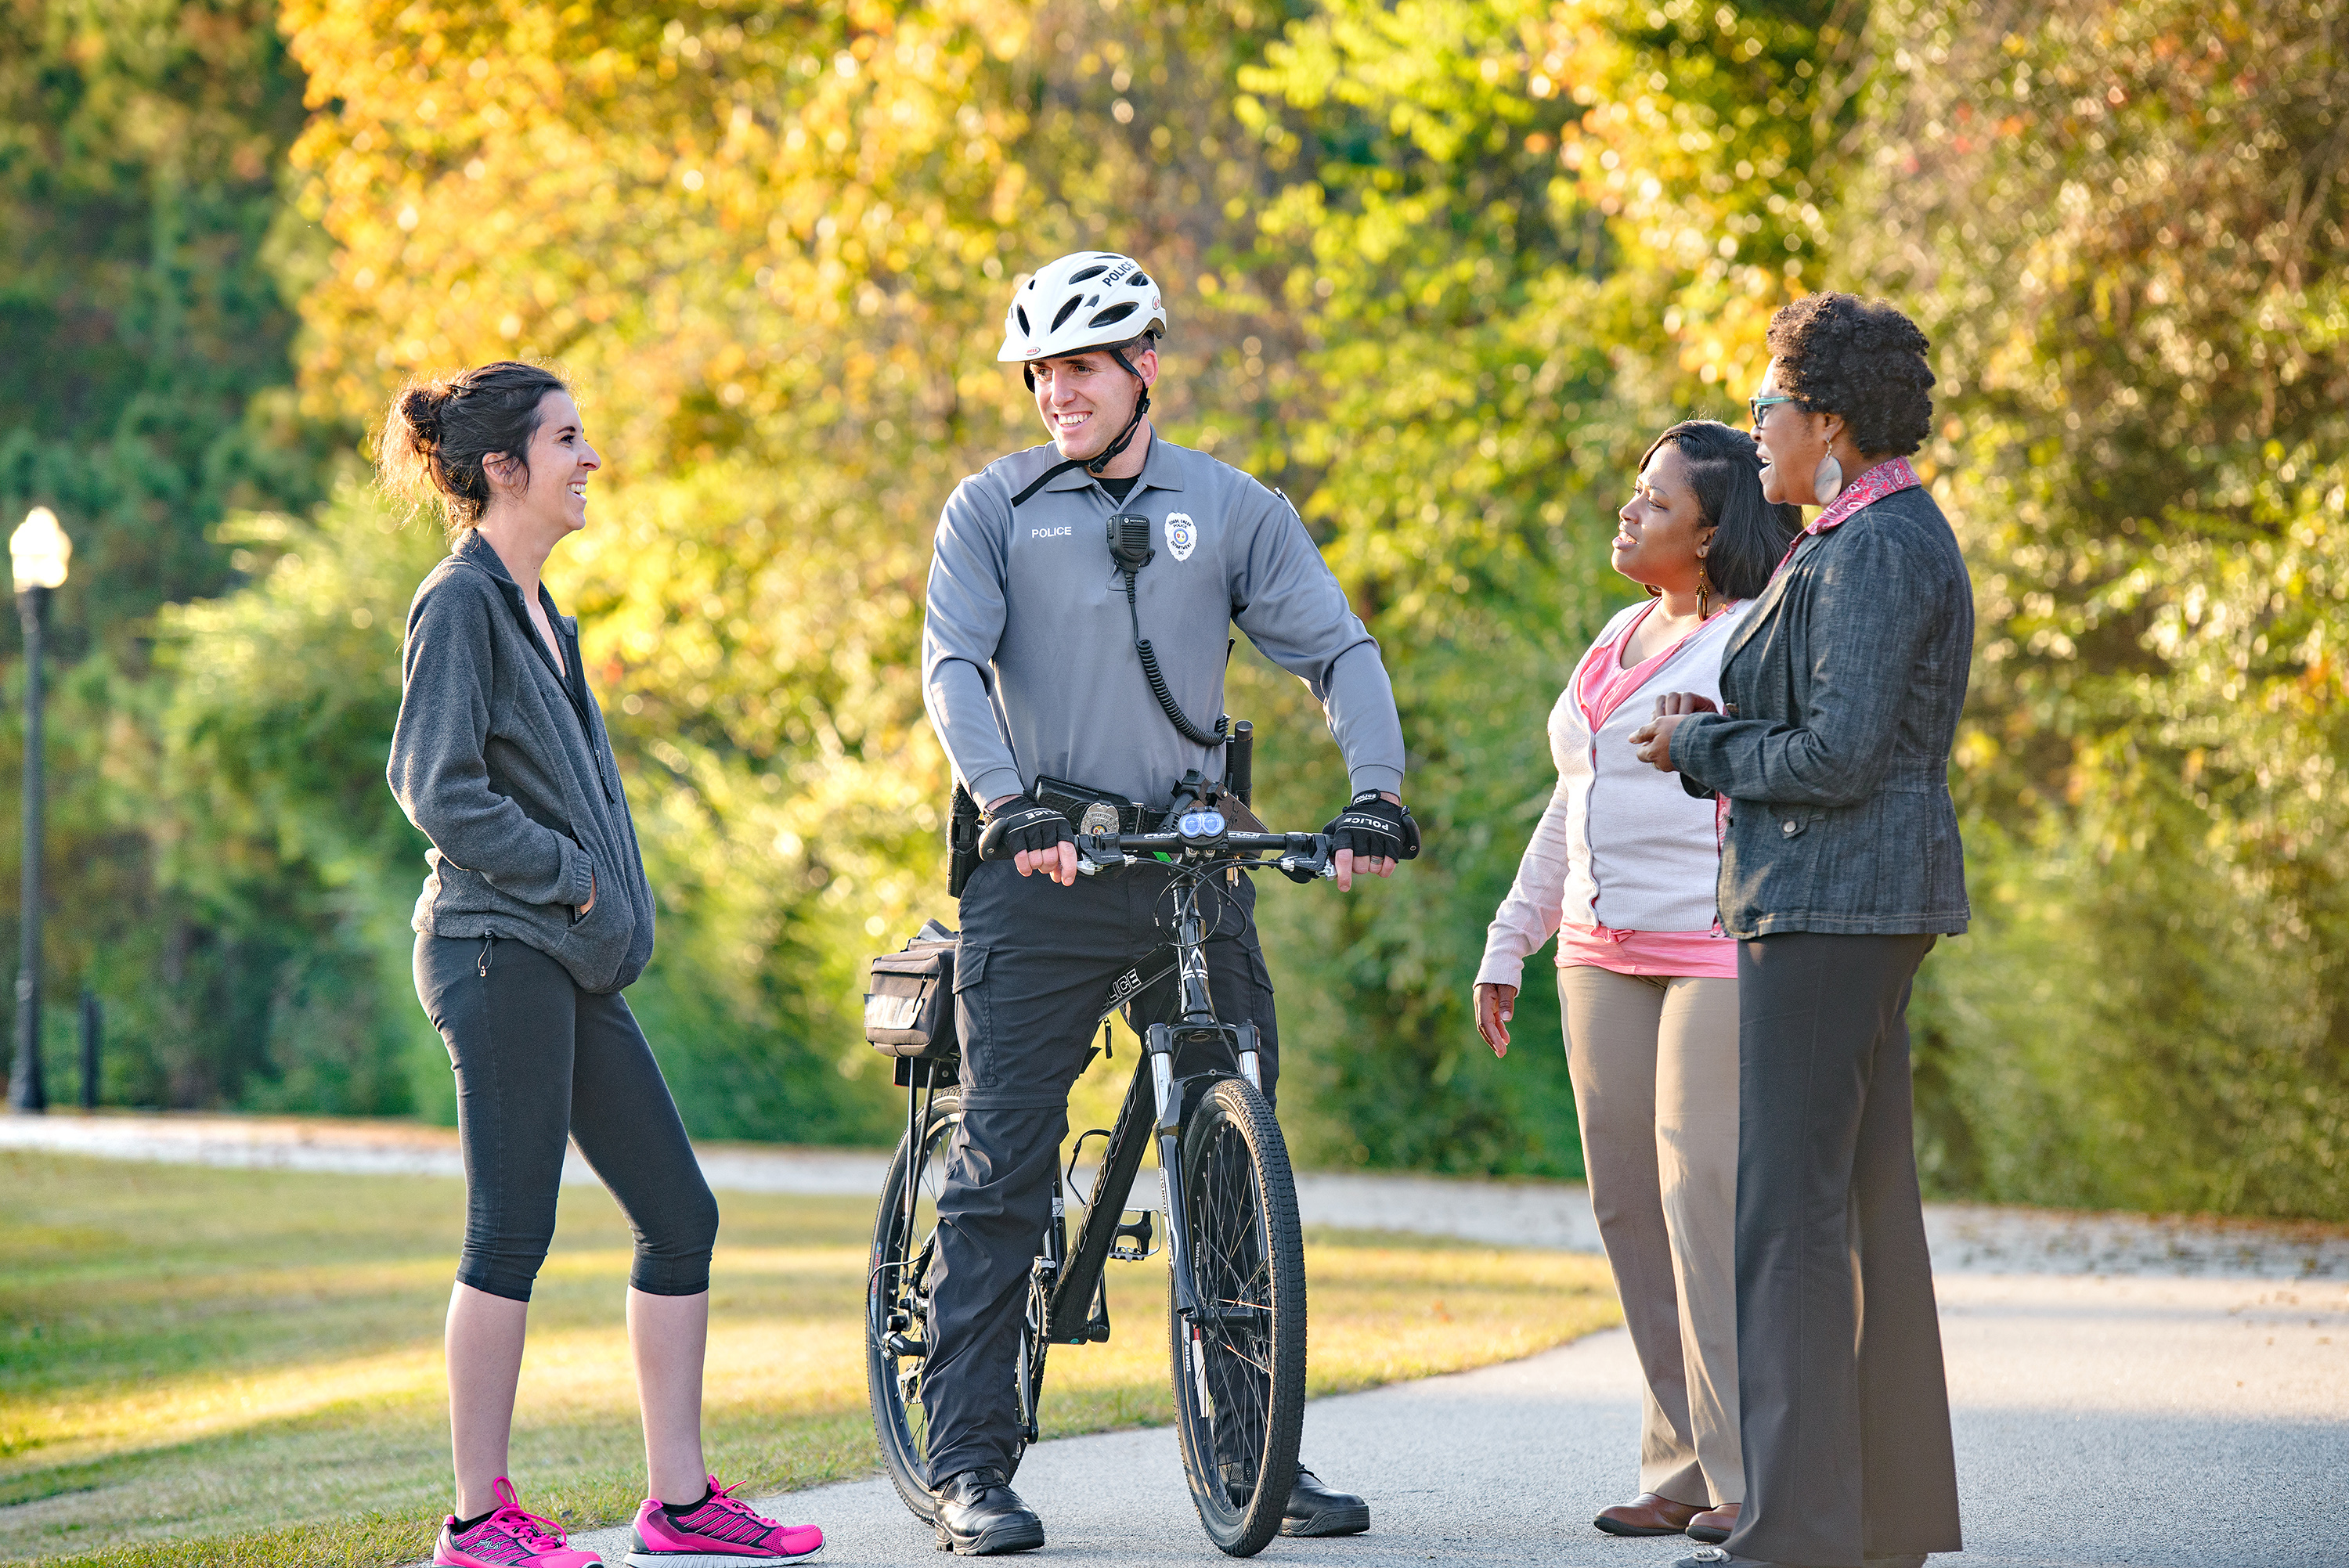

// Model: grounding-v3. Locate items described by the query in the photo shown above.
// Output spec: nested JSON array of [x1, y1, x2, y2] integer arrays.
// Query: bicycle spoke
[[1184, 1105, 1279, 1510]]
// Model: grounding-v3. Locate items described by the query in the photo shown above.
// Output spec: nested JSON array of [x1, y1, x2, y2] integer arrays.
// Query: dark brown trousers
[[1726, 932, 1963, 1568]]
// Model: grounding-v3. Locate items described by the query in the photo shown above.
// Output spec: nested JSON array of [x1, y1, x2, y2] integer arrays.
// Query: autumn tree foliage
[[1852, 0, 2349, 1212], [9, 0, 2344, 1210]]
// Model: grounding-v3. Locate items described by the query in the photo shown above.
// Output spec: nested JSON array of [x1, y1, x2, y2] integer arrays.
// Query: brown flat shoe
[[1593, 1492, 1703, 1537], [1687, 1501, 1740, 1544]]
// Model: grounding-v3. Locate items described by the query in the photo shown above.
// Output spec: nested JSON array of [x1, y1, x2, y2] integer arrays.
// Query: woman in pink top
[[1476, 420, 1797, 1547]]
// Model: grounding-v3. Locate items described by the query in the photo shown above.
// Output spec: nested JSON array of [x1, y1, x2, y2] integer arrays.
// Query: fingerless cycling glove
[[1322, 791, 1421, 863], [978, 803, 1075, 862]]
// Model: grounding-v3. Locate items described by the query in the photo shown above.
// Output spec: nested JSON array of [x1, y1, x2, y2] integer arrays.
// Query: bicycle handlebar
[[1073, 824, 1338, 881], [974, 802, 1340, 880]]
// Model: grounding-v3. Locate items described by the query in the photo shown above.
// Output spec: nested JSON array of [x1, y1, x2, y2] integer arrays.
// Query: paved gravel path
[[9, 1111, 2346, 1566], [542, 1269, 2345, 1568]]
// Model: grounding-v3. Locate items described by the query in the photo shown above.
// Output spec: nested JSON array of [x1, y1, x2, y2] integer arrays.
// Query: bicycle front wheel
[[1168, 1075, 1307, 1557]]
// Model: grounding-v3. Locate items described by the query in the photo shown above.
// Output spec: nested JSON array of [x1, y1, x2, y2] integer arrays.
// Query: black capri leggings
[[415, 932, 719, 1302]]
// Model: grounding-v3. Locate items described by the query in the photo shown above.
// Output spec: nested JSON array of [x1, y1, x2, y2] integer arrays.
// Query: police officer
[[918, 251, 1419, 1555]]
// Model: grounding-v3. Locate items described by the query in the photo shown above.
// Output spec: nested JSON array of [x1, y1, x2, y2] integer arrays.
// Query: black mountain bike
[[865, 809, 1340, 1557]]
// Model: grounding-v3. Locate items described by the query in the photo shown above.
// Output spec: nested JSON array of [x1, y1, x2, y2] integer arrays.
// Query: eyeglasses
[[1748, 394, 1797, 424]]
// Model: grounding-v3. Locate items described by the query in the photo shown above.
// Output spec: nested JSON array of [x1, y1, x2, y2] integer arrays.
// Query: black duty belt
[[1031, 774, 1155, 837]]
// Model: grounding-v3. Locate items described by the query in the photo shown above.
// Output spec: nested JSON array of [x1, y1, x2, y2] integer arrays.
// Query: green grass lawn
[[0, 1151, 1619, 1566]]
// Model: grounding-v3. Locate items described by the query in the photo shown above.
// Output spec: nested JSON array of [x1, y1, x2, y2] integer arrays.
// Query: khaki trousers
[[1559, 964, 1742, 1508]]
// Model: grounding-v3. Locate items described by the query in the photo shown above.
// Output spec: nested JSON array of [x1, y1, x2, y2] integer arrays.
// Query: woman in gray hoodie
[[383, 362, 821, 1568]]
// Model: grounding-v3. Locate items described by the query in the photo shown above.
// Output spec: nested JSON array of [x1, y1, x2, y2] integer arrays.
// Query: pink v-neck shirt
[[1477, 598, 1749, 988]]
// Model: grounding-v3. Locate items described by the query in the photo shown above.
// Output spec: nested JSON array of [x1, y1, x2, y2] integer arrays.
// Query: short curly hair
[[1765, 294, 1936, 457]]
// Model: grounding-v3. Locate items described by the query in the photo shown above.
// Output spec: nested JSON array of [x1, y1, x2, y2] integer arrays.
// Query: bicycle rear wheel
[[1168, 1075, 1307, 1556], [866, 1087, 1053, 1523], [866, 1087, 962, 1523]]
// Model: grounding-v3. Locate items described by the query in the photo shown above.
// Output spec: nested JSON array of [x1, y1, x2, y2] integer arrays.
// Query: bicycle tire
[[1167, 1075, 1307, 1556], [865, 1088, 1052, 1523]]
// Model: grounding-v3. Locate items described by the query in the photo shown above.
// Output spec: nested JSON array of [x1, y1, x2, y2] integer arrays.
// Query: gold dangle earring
[[1695, 542, 1714, 618]]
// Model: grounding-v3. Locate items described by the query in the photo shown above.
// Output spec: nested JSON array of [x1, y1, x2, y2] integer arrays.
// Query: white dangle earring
[[1813, 451, 1844, 505]]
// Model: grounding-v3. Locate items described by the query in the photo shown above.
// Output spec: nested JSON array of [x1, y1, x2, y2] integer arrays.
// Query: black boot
[[1282, 1465, 1370, 1537], [933, 1468, 1045, 1556]]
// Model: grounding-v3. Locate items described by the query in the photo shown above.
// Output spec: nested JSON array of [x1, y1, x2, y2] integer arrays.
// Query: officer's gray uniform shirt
[[922, 435, 1406, 810]]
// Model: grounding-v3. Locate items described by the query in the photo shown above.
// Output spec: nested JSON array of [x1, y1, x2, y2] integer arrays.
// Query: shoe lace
[[487, 1501, 570, 1552], [698, 1478, 780, 1530]]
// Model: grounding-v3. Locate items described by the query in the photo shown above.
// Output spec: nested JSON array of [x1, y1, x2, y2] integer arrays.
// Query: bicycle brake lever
[[1075, 833, 1129, 876], [1273, 835, 1340, 882]]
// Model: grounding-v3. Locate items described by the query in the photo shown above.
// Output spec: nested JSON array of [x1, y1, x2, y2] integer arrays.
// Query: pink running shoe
[[435, 1477, 601, 1567], [625, 1476, 824, 1563]]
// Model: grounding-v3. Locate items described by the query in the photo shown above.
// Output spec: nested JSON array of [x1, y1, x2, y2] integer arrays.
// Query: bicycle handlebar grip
[[979, 804, 1073, 861]]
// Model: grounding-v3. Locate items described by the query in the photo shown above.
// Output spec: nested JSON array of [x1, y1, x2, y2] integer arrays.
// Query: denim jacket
[[1669, 483, 1972, 938]]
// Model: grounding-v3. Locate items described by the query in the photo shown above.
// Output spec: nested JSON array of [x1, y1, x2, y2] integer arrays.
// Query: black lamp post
[[8, 506, 68, 1115]]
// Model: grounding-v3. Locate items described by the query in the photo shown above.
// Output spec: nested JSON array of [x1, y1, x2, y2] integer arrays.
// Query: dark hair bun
[[1764, 293, 1936, 458], [393, 385, 446, 449]]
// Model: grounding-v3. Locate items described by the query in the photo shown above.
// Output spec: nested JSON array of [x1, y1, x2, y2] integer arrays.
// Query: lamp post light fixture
[[8, 506, 68, 1114]]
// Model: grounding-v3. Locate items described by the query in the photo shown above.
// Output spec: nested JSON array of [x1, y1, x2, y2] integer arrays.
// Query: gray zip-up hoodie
[[922, 435, 1407, 811], [388, 530, 655, 993]]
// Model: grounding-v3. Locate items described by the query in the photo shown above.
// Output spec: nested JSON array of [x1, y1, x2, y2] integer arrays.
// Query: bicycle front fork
[[1143, 1019, 1261, 1321]]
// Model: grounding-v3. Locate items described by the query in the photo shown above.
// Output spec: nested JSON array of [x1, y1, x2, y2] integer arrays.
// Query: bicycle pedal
[[1109, 1209, 1155, 1260]]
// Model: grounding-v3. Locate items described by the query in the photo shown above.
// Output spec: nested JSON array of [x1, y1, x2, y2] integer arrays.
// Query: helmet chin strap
[[1009, 340, 1154, 506], [1086, 343, 1152, 476]]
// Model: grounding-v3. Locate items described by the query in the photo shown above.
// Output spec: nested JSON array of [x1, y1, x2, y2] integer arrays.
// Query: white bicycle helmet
[[998, 251, 1167, 368], [999, 251, 1169, 501]]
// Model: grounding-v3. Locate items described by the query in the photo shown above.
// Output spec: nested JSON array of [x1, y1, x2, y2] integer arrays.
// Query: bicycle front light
[[1175, 809, 1225, 841]]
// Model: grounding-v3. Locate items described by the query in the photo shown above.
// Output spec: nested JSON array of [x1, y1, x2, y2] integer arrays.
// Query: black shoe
[[933, 1469, 1045, 1556], [1281, 1465, 1370, 1537]]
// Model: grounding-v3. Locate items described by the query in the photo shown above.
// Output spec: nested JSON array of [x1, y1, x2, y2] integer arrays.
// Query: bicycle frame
[[894, 820, 1331, 1352], [869, 809, 1335, 1538], [1038, 826, 1326, 1343]]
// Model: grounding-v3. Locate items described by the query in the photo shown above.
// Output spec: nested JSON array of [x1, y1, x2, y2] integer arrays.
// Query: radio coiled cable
[[1123, 570, 1229, 748]]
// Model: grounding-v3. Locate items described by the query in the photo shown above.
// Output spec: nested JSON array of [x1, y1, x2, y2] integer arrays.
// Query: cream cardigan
[[1475, 600, 1748, 990]]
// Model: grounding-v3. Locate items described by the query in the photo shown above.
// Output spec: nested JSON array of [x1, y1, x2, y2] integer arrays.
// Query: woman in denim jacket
[[1632, 294, 1969, 1568]]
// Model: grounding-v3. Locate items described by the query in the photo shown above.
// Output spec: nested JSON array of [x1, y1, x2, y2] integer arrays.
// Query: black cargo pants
[[921, 856, 1280, 1487]]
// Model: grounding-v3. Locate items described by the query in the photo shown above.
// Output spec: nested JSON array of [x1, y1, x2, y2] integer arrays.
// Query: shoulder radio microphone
[[1107, 513, 1154, 571]]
